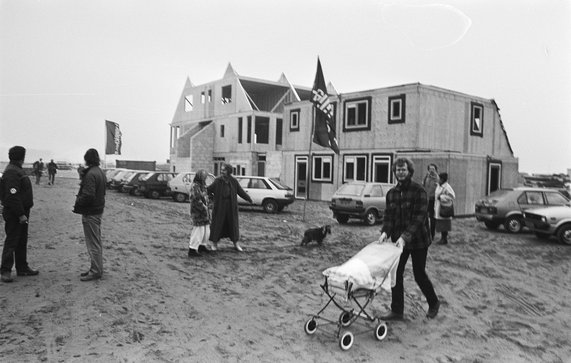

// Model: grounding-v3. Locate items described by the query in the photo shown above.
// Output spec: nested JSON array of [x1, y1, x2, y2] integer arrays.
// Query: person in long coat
[[434, 172, 456, 245], [207, 163, 252, 252]]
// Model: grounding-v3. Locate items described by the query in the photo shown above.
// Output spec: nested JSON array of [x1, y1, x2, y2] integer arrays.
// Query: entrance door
[[295, 156, 308, 199], [487, 162, 502, 195]]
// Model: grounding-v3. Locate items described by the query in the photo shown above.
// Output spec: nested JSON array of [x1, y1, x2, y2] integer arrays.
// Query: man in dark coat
[[47, 159, 58, 185], [1, 146, 39, 283], [207, 163, 252, 252], [73, 149, 106, 281], [380, 157, 440, 320]]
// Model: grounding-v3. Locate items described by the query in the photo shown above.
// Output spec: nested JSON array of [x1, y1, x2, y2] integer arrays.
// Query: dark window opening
[[255, 116, 269, 144], [276, 118, 283, 145], [238, 117, 243, 143], [247, 116, 252, 143], [221, 85, 232, 104]]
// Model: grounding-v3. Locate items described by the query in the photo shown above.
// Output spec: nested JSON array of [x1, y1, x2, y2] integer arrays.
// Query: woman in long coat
[[207, 163, 252, 251], [434, 172, 455, 245], [188, 170, 211, 257]]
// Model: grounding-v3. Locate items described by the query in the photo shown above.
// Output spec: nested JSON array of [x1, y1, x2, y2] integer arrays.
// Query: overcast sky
[[1, 0, 570, 174]]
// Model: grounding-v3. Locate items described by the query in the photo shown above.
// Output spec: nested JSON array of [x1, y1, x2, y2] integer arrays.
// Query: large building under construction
[[169, 63, 518, 215]]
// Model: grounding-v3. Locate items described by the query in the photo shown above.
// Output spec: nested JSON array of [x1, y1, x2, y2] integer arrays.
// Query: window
[[313, 155, 333, 182], [184, 95, 193, 112], [208, 90, 212, 102], [343, 97, 371, 131], [221, 85, 232, 104], [344, 155, 367, 182], [255, 116, 269, 144], [247, 116, 252, 143], [201, 92, 205, 104], [276, 118, 283, 145], [470, 102, 484, 137], [372, 155, 391, 183], [525, 191, 544, 205], [545, 192, 569, 205], [388, 94, 406, 124], [220, 125, 225, 138], [290, 109, 300, 131], [238, 117, 243, 143]]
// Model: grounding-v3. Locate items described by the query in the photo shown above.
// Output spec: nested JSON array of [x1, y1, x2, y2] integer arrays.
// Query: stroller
[[303, 240, 402, 350]]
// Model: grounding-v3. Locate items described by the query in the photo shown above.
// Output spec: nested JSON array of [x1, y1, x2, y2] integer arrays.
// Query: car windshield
[[140, 173, 155, 181], [268, 178, 290, 190], [336, 183, 366, 196]]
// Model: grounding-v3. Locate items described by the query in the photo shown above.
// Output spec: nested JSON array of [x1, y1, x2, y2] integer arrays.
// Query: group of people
[[32, 158, 58, 185], [378, 157, 455, 321], [3, 148, 452, 323], [187, 163, 253, 257], [1, 145, 106, 283]]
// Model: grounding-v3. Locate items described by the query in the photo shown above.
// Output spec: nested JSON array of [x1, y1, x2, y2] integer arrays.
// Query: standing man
[[1, 146, 39, 283], [422, 163, 439, 240], [379, 157, 440, 320], [73, 149, 106, 281], [47, 159, 58, 185], [32, 158, 44, 185]]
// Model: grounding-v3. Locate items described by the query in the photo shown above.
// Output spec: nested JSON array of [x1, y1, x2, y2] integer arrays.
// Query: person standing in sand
[[0, 146, 39, 283], [422, 163, 439, 240], [188, 170, 212, 257], [207, 163, 252, 252], [434, 172, 455, 245], [379, 157, 440, 320], [73, 149, 106, 281], [47, 159, 58, 185]]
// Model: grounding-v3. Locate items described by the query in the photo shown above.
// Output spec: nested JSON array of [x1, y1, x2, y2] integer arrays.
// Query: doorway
[[295, 156, 308, 199]]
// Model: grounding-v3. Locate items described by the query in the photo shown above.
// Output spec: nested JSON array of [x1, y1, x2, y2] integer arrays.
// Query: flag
[[311, 58, 339, 154], [105, 120, 122, 155]]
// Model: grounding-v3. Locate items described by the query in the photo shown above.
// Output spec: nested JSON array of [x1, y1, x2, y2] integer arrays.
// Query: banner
[[105, 120, 122, 155], [311, 58, 339, 154]]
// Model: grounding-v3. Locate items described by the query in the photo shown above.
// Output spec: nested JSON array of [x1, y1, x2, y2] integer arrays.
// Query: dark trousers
[[427, 198, 436, 239], [391, 247, 438, 314], [48, 172, 55, 184], [1, 212, 30, 273]]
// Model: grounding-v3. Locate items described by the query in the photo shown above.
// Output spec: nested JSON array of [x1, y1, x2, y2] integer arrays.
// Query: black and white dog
[[301, 225, 331, 246]]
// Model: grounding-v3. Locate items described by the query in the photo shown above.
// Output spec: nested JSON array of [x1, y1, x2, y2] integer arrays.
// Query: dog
[[301, 225, 331, 246]]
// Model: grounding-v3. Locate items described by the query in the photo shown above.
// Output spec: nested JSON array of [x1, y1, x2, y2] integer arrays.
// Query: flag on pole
[[311, 58, 339, 154], [105, 120, 122, 155]]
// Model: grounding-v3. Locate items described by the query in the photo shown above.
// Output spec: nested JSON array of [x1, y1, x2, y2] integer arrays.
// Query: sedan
[[523, 206, 571, 245]]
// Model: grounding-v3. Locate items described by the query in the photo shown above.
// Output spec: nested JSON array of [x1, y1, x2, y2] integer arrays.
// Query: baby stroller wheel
[[339, 331, 354, 350], [375, 322, 388, 341], [304, 318, 317, 335], [339, 311, 353, 327]]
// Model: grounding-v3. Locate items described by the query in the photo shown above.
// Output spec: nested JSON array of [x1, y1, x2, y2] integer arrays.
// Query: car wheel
[[557, 224, 571, 245], [535, 232, 551, 240], [150, 190, 160, 199], [504, 216, 523, 233], [173, 193, 187, 203], [262, 199, 278, 213], [484, 221, 500, 230], [133, 188, 142, 196], [364, 210, 378, 226], [336, 215, 349, 224]]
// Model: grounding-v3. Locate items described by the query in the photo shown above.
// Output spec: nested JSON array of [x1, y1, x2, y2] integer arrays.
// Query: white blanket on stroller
[[322, 241, 403, 292]]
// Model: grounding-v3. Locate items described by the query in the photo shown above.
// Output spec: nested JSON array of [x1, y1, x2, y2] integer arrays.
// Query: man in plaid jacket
[[379, 157, 440, 320]]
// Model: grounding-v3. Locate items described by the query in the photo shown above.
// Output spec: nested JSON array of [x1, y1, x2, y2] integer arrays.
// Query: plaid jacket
[[381, 178, 431, 249]]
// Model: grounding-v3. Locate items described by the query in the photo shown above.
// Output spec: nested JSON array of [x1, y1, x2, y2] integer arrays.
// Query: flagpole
[[104, 120, 107, 168], [303, 107, 316, 222]]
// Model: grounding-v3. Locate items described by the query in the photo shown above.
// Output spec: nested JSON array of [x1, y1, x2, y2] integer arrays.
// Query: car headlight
[[541, 216, 547, 223]]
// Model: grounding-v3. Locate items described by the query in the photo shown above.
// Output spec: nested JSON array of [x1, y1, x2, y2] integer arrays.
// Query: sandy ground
[[0, 174, 570, 363]]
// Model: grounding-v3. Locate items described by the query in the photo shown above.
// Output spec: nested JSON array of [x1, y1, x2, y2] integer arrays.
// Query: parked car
[[121, 171, 152, 195], [109, 170, 139, 191], [523, 206, 571, 245], [168, 171, 215, 203], [329, 182, 395, 225], [235, 176, 295, 213], [475, 187, 571, 233], [105, 169, 127, 188], [137, 172, 177, 199]]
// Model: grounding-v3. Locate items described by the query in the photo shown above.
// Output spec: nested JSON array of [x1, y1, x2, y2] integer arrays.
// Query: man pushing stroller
[[379, 157, 441, 321]]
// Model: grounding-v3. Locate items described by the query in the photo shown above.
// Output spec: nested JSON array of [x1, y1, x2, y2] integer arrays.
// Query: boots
[[437, 232, 448, 245]]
